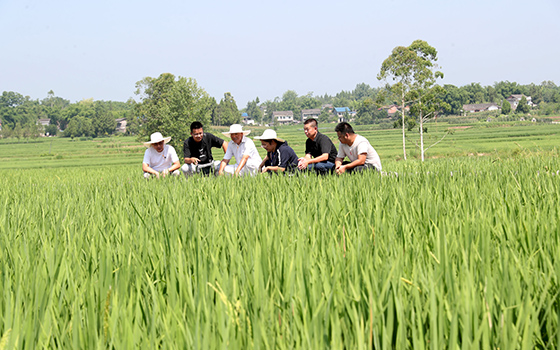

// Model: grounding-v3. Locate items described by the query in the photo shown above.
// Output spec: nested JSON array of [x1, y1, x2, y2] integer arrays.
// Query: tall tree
[[214, 92, 240, 126], [133, 73, 212, 149], [516, 96, 530, 114], [501, 99, 512, 115], [378, 40, 442, 160], [246, 97, 263, 124], [92, 101, 117, 137]]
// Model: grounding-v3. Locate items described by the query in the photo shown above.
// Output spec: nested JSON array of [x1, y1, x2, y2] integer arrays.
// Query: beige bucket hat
[[221, 124, 251, 136], [143, 132, 171, 147], [254, 129, 285, 143]]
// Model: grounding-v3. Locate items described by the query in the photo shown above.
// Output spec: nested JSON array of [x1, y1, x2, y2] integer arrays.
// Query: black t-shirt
[[183, 133, 224, 164], [264, 142, 299, 170], [305, 132, 337, 163]]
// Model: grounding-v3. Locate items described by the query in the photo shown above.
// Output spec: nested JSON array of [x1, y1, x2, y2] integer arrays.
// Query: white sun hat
[[222, 124, 251, 136], [143, 132, 172, 147], [254, 129, 285, 143]]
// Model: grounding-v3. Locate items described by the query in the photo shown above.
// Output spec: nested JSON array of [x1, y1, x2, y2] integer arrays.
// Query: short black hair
[[304, 118, 318, 128], [190, 121, 203, 132], [335, 122, 354, 135]]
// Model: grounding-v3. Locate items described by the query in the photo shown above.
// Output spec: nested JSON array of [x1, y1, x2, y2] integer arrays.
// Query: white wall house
[[301, 109, 320, 121], [273, 111, 294, 125]]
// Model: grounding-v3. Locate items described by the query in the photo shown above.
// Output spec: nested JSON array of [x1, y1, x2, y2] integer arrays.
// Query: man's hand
[[161, 168, 169, 177], [297, 158, 308, 170], [261, 166, 269, 173], [336, 165, 346, 175]]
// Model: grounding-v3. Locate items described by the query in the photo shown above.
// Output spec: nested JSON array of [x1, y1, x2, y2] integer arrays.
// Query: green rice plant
[[0, 154, 558, 348]]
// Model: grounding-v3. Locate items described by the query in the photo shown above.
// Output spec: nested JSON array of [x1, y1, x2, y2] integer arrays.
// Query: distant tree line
[[0, 90, 131, 139], [2, 77, 559, 142], [243, 81, 560, 126]]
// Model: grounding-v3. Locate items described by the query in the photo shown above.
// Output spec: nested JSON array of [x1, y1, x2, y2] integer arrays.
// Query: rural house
[[273, 111, 294, 125], [242, 113, 255, 125], [37, 118, 50, 127], [463, 103, 500, 113], [301, 109, 320, 121], [506, 94, 533, 110], [115, 118, 127, 133], [381, 104, 410, 118], [334, 107, 357, 123]]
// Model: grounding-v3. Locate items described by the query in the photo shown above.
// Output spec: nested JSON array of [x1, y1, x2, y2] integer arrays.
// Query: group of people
[[142, 119, 382, 179]]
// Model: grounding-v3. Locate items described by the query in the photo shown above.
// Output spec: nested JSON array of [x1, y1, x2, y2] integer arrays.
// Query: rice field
[[1, 152, 559, 348]]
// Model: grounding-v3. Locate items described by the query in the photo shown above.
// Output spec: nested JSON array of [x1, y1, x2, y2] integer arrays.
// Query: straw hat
[[222, 124, 251, 136], [254, 129, 285, 143], [143, 132, 171, 147]]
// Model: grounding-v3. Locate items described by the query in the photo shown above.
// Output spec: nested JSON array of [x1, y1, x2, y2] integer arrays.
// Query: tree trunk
[[401, 91, 407, 160], [420, 109, 424, 162]]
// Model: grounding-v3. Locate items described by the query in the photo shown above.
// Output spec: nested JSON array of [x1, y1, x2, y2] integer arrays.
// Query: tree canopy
[[132, 73, 212, 149]]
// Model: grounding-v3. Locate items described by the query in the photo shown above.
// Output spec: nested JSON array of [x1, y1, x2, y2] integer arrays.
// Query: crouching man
[[218, 124, 262, 176], [142, 132, 181, 178], [334, 122, 382, 174], [181, 121, 228, 178], [254, 129, 299, 174]]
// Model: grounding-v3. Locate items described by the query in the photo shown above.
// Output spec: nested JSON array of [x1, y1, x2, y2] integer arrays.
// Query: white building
[[273, 111, 294, 125]]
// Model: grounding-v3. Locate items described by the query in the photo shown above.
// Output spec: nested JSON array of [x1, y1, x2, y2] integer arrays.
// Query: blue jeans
[[308, 161, 335, 175]]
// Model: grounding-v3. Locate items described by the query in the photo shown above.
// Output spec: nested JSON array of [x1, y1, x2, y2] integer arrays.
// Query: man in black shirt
[[297, 118, 337, 174], [181, 121, 228, 177]]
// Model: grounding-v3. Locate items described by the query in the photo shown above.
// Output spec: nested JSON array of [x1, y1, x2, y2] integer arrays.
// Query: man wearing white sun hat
[[218, 124, 262, 176], [142, 132, 181, 178], [254, 129, 299, 174]]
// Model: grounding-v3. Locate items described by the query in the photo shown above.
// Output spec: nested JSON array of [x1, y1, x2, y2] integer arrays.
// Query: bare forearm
[[143, 163, 158, 175], [218, 159, 228, 174], [184, 157, 199, 164], [169, 161, 180, 172], [235, 156, 249, 175], [307, 153, 329, 164]]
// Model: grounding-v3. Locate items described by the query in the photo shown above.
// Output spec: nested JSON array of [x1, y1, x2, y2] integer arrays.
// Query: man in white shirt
[[334, 122, 382, 174], [142, 132, 181, 178], [218, 124, 262, 176]]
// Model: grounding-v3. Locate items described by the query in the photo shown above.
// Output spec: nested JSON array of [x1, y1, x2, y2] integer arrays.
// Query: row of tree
[[0, 90, 132, 138], [2, 68, 559, 145]]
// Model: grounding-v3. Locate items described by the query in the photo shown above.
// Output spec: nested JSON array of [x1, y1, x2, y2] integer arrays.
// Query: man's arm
[[218, 158, 229, 175], [263, 166, 284, 173], [222, 141, 228, 153], [258, 156, 269, 173], [336, 154, 366, 174], [235, 155, 250, 176], [298, 153, 328, 169], [142, 163, 160, 178], [334, 157, 343, 170], [184, 157, 200, 165], [307, 153, 329, 164], [169, 160, 181, 172]]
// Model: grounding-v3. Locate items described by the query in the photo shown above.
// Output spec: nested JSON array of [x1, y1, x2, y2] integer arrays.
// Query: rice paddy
[[0, 124, 559, 348]]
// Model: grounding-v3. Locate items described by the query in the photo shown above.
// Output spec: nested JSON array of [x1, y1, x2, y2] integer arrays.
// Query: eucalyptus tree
[[378, 40, 443, 160]]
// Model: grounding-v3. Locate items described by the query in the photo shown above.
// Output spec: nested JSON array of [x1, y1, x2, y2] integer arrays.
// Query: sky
[[1, 0, 559, 107]]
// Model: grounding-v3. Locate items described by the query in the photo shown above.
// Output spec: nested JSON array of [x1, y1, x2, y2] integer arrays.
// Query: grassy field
[[0, 121, 559, 170], [0, 122, 559, 348]]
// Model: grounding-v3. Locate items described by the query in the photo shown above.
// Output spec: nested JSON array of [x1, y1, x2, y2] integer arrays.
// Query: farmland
[[0, 123, 559, 348]]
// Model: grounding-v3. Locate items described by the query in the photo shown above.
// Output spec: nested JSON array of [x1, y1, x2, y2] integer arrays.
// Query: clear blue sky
[[1, 0, 559, 107]]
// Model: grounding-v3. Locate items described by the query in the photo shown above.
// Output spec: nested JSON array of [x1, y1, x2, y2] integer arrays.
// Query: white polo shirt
[[337, 134, 382, 171], [142, 144, 179, 172], [223, 136, 262, 167]]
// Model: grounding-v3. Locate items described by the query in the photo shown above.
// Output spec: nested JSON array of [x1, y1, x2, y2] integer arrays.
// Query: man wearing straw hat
[[254, 129, 299, 174], [218, 124, 262, 176], [142, 132, 181, 178]]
